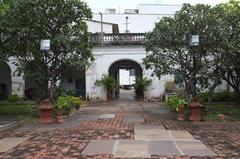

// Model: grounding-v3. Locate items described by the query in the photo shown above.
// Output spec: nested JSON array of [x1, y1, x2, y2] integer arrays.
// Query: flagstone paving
[[114, 140, 151, 158], [82, 140, 116, 155], [123, 114, 145, 123], [147, 140, 181, 156], [0, 101, 239, 158], [0, 137, 29, 153]]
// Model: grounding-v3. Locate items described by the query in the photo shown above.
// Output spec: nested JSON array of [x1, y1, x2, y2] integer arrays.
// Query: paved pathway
[[0, 101, 239, 158]]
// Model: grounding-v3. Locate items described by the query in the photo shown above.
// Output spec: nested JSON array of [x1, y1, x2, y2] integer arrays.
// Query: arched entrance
[[0, 63, 11, 100], [108, 59, 142, 100]]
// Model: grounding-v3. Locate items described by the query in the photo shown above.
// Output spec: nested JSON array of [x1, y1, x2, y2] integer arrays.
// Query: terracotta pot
[[56, 109, 64, 123], [39, 99, 55, 124], [188, 99, 201, 121], [107, 90, 112, 102], [177, 106, 185, 121], [75, 105, 80, 110], [56, 116, 64, 123]]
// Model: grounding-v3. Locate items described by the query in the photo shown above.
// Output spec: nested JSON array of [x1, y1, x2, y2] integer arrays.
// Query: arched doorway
[[108, 59, 142, 100], [0, 63, 11, 100]]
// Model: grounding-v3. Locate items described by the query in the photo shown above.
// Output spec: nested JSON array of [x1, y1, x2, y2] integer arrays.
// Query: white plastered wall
[[85, 46, 174, 100], [7, 57, 25, 97]]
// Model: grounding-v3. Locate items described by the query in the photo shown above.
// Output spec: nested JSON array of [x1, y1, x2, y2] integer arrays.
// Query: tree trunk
[[207, 78, 220, 106], [49, 78, 56, 102], [107, 89, 112, 102], [184, 80, 192, 101]]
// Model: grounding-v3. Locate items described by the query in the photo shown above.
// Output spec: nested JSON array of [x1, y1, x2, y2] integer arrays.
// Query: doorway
[[109, 60, 142, 100]]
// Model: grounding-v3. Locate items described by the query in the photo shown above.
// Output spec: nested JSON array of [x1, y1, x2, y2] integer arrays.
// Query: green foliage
[[0, 103, 33, 115], [7, 94, 22, 102], [56, 95, 80, 109], [164, 81, 175, 93], [167, 96, 187, 112], [199, 92, 208, 103], [56, 96, 69, 109], [199, 90, 237, 103], [134, 77, 152, 98], [96, 75, 118, 91], [143, 2, 240, 100], [143, 3, 215, 99], [203, 104, 240, 121], [70, 96, 81, 106], [1, 0, 94, 100]]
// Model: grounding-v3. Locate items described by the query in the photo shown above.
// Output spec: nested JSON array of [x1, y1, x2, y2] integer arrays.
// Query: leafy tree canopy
[[1, 0, 94, 100], [144, 1, 240, 101], [144, 3, 215, 99]]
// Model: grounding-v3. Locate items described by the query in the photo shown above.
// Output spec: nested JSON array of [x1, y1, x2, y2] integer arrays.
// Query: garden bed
[[0, 103, 34, 115], [204, 104, 240, 121]]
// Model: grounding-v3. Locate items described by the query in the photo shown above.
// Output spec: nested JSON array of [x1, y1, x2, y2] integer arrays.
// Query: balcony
[[91, 33, 145, 45]]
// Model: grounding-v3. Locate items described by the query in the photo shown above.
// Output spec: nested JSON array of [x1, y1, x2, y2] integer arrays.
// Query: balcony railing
[[91, 33, 145, 45]]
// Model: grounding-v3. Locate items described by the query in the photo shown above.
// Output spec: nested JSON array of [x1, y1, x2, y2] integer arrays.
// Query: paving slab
[[35, 126, 57, 132], [147, 140, 181, 156], [82, 140, 116, 155], [79, 114, 116, 121], [98, 113, 115, 119], [174, 140, 216, 157], [16, 125, 39, 131], [135, 125, 170, 140], [0, 137, 29, 152], [100, 106, 121, 112], [114, 140, 151, 158], [123, 115, 144, 123], [123, 106, 143, 112], [168, 130, 195, 140], [149, 109, 169, 114], [78, 115, 99, 121], [134, 124, 165, 130]]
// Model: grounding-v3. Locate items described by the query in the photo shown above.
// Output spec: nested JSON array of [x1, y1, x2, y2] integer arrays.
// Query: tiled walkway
[[83, 124, 215, 158], [0, 101, 239, 158]]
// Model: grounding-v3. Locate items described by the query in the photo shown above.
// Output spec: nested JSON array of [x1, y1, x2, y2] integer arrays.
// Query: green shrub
[[199, 90, 237, 103], [0, 104, 33, 115], [167, 96, 186, 112], [56, 95, 79, 112], [167, 96, 178, 107], [134, 77, 152, 99], [8, 94, 22, 102], [199, 92, 208, 103], [56, 96, 69, 109], [70, 96, 81, 106]]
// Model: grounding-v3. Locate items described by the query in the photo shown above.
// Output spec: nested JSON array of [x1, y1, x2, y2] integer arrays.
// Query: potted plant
[[176, 98, 187, 121], [134, 77, 152, 101], [71, 96, 81, 110], [55, 96, 69, 123], [96, 75, 117, 102]]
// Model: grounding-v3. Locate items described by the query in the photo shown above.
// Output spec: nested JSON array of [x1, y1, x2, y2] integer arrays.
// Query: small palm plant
[[96, 75, 117, 101], [134, 77, 152, 100]]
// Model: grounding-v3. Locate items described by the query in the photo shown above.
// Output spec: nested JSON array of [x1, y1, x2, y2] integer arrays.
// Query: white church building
[[1, 4, 187, 100]]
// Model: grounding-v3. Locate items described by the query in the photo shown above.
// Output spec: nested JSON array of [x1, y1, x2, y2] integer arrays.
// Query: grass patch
[[208, 104, 240, 114], [204, 104, 240, 121], [0, 103, 33, 115]]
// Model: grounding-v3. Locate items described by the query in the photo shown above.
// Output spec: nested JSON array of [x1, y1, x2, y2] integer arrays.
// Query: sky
[[82, 0, 229, 13]]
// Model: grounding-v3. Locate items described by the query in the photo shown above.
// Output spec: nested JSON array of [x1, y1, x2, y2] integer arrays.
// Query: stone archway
[[0, 63, 11, 100], [108, 59, 143, 100]]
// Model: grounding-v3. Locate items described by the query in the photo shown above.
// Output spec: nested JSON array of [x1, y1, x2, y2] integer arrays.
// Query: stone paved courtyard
[[0, 101, 239, 159]]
